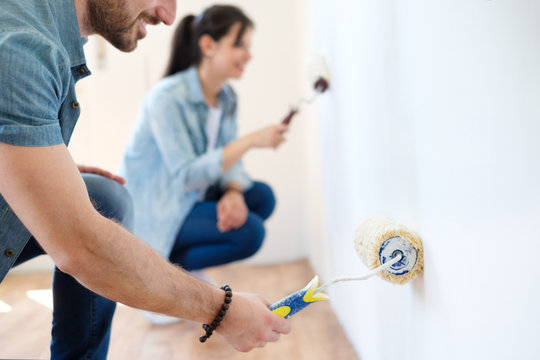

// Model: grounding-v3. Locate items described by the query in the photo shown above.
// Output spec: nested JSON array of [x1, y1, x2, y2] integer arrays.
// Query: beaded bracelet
[[199, 285, 233, 343]]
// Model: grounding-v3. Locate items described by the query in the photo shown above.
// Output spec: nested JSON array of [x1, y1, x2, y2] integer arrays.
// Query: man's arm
[[0, 142, 290, 351]]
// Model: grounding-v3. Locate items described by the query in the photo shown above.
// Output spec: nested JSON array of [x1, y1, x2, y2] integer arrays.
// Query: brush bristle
[[354, 217, 424, 285]]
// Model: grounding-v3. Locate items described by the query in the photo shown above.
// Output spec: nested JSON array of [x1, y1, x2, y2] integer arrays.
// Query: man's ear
[[199, 34, 216, 57]]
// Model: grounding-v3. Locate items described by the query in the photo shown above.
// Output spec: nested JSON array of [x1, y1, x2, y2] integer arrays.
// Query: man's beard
[[86, 0, 142, 52]]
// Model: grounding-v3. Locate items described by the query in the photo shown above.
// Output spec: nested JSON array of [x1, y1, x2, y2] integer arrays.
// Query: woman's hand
[[246, 124, 288, 149], [217, 189, 248, 232], [222, 124, 288, 172], [77, 165, 126, 185]]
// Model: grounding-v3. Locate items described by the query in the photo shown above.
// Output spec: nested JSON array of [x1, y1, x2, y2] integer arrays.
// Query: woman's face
[[211, 22, 253, 79]]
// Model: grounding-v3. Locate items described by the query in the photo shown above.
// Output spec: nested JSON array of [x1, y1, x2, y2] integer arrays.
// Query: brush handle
[[269, 276, 329, 319], [282, 108, 298, 125], [269, 290, 311, 319]]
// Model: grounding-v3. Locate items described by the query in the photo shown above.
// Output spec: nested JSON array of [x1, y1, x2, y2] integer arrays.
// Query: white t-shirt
[[205, 106, 222, 152], [198, 106, 222, 200]]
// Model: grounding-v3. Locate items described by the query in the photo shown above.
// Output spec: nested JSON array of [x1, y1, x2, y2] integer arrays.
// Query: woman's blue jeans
[[170, 181, 275, 270], [13, 174, 133, 360]]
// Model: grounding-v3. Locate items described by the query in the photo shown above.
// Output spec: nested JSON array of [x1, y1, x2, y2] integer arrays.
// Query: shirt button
[[4, 249, 14, 257], [77, 68, 86, 75], [71, 101, 80, 109]]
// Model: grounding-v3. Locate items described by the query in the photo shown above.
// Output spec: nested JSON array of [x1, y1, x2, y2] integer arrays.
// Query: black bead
[[200, 284, 233, 344]]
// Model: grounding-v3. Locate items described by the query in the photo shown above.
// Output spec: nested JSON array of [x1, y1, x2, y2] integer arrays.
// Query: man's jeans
[[12, 173, 133, 360]]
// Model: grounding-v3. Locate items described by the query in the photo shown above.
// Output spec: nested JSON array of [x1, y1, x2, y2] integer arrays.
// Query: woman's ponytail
[[163, 15, 197, 77]]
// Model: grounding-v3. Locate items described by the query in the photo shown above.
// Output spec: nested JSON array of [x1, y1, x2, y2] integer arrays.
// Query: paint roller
[[282, 54, 330, 125], [269, 217, 424, 318]]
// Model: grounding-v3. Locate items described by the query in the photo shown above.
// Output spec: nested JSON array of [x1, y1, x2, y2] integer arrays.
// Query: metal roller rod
[[313, 252, 403, 295]]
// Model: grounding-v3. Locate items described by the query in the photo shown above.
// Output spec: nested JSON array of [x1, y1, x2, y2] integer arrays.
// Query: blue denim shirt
[[0, 0, 90, 281], [119, 67, 252, 257]]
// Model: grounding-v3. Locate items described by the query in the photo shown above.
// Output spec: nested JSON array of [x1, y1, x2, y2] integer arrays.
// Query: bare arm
[[222, 124, 288, 171], [0, 142, 290, 350]]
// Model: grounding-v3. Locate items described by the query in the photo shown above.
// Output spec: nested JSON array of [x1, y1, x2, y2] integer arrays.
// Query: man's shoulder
[[0, 1, 67, 64], [0, 29, 69, 77], [1, 0, 55, 33]]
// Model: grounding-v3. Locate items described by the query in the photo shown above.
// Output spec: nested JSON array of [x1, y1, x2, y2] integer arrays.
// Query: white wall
[[311, 0, 540, 359]]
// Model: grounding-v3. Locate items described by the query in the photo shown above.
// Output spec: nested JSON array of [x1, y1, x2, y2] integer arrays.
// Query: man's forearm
[[69, 214, 223, 323]]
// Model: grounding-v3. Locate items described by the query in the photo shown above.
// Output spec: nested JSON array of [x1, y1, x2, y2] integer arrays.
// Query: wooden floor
[[0, 259, 358, 360]]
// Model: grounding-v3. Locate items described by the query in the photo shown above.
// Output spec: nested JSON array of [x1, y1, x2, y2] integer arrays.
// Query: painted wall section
[[310, 1, 540, 359]]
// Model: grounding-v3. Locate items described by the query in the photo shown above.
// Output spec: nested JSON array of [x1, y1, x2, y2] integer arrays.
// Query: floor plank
[[0, 259, 358, 360]]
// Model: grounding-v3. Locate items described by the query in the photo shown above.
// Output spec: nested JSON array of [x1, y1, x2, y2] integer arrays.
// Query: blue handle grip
[[269, 275, 329, 319]]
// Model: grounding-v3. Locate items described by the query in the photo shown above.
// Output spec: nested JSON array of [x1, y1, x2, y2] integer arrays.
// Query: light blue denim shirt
[[119, 67, 252, 257], [0, 0, 90, 281]]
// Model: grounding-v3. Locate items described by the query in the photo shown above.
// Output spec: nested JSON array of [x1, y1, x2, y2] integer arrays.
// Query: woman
[[120, 5, 287, 323]]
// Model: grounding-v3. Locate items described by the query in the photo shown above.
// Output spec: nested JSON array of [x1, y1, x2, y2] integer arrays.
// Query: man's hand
[[217, 190, 248, 232], [216, 292, 291, 352], [77, 165, 126, 185]]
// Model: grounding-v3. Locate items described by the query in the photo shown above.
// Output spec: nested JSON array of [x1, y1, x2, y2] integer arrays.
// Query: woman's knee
[[245, 181, 276, 220], [238, 214, 265, 257], [82, 174, 134, 231]]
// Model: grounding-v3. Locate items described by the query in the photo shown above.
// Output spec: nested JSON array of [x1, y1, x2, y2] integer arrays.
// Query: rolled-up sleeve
[[0, 30, 66, 146]]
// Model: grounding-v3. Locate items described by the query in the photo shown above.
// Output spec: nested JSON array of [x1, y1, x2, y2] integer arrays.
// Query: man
[[0, 0, 290, 358]]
